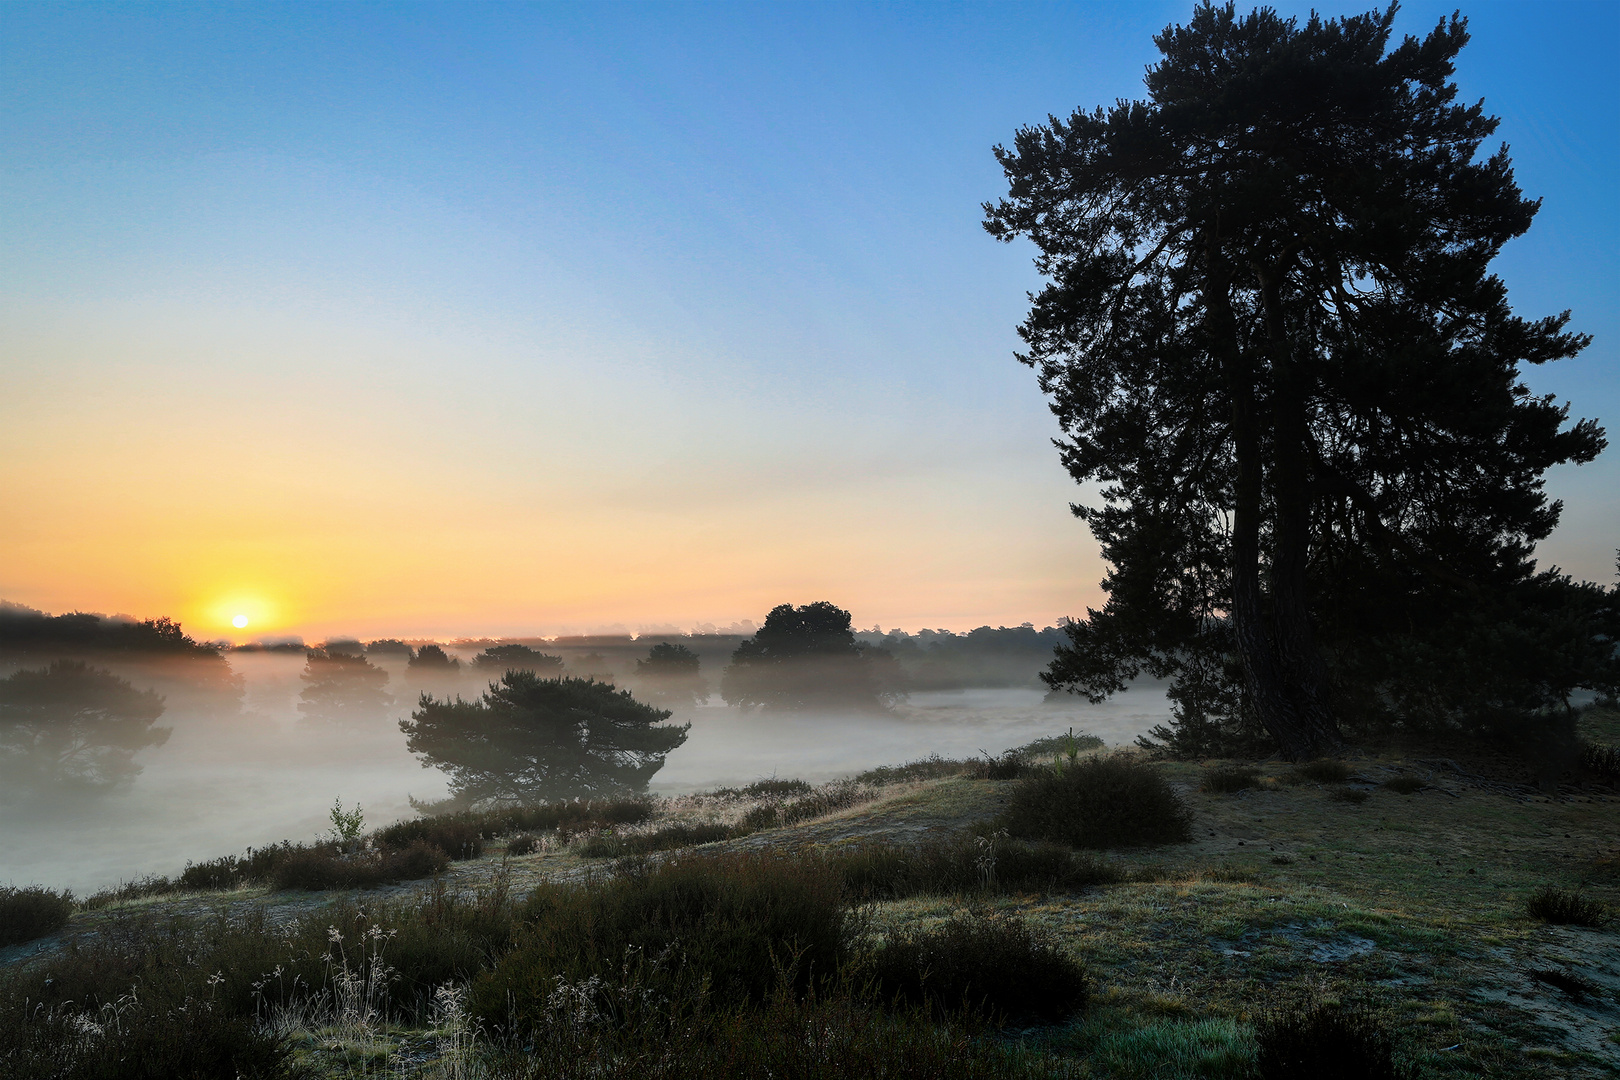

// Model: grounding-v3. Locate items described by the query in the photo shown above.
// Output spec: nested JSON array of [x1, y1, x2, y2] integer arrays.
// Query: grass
[[1525, 886, 1609, 927], [1255, 999, 1415, 1080], [999, 753, 1194, 848], [0, 886, 74, 947], [830, 833, 1125, 899], [1383, 775, 1425, 795], [577, 820, 736, 857]]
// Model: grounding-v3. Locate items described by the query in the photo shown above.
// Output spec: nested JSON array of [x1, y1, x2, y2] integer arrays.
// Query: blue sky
[[2, 1, 1615, 638]]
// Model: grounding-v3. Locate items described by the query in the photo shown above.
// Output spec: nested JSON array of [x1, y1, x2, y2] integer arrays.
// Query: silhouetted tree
[[298, 648, 392, 724], [721, 602, 903, 712], [634, 642, 708, 707], [401, 673, 689, 805], [408, 644, 460, 672], [984, 4, 1612, 758], [472, 644, 565, 675], [365, 639, 414, 657], [0, 660, 170, 795]]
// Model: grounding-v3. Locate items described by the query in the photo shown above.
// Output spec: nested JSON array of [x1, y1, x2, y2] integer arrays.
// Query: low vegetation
[[0, 886, 74, 947], [999, 753, 1194, 848], [1525, 885, 1609, 928], [1254, 999, 1415, 1080], [1202, 765, 1262, 793]]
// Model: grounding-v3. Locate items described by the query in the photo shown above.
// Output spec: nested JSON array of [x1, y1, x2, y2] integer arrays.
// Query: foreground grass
[[4, 750, 1617, 1078]]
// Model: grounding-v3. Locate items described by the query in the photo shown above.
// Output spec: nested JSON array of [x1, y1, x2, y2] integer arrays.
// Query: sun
[[232, 615, 250, 629]]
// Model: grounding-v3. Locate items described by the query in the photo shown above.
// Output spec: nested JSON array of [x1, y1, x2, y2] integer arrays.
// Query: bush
[[854, 756, 975, 786], [733, 778, 813, 799], [866, 911, 1088, 1025], [269, 840, 447, 891], [1382, 776, 1424, 795], [506, 833, 541, 856], [1526, 886, 1609, 927], [1330, 788, 1370, 805], [374, 816, 485, 859], [1255, 1000, 1413, 1080], [473, 851, 850, 1033], [969, 753, 1029, 780], [578, 821, 735, 858], [829, 835, 1123, 900], [1017, 731, 1105, 758], [1579, 741, 1620, 783], [998, 755, 1193, 849], [1201, 765, 1260, 793], [1289, 759, 1351, 784], [0, 885, 74, 946]]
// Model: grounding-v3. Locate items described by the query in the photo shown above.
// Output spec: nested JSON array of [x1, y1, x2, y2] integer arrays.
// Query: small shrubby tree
[[721, 602, 904, 712], [0, 660, 170, 795], [408, 644, 460, 672], [472, 643, 565, 675], [634, 642, 708, 707], [298, 648, 392, 724], [401, 672, 690, 805]]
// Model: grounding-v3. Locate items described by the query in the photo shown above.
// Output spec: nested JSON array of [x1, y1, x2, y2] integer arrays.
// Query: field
[[3, 746, 1616, 1079]]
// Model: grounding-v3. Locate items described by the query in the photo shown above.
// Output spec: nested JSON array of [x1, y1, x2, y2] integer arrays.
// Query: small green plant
[[0, 885, 74, 946], [1382, 775, 1425, 795], [328, 797, 366, 852], [998, 754, 1193, 849], [1526, 885, 1609, 927], [1201, 765, 1261, 793], [866, 910, 1089, 1024], [1255, 999, 1414, 1080]]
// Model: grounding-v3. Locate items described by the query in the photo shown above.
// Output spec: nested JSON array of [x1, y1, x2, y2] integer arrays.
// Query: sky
[[2, 1, 1615, 643]]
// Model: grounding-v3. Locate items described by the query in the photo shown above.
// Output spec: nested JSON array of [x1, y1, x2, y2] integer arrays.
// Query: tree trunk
[[1256, 267, 1343, 757], [1204, 240, 1316, 761]]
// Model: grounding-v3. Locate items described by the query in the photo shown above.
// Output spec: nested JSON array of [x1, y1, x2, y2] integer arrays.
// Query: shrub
[[1330, 788, 1370, 804], [1526, 886, 1609, 927], [776, 780, 871, 826], [737, 778, 813, 799], [866, 911, 1088, 1025], [830, 835, 1123, 900], [506, 833, 540, 857], [998, 755, 1193, 849], [854, 756, 975, 786], [473, 851, 850, 1033], [375, 816, 485, 859], [1255, 1000, 1414, 1080], [269, 841, 447, 891], [1579, 741, 1620, 783], [1017, 730, 1105, 758], [578, 821, 735, 858], [969, 753, 1029, 780], [1201, 765, 1260, 793], [1289, 759, 1351, 784], [0, 885, 74, 946], [1382, 776, 1424, 795]]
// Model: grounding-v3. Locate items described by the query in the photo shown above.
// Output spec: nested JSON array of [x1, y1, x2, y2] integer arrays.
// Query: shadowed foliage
[[402, 673, 689, 805], [473, 644, 565, 675], [634, 641, 709, 707], [1525, 885, 1608, 927], [0, 660, 169, 795], [1255, 999, 1414, 1080], [0, 885, 74, 946]]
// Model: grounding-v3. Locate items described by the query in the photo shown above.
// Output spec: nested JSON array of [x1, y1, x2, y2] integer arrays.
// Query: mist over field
[[0, 637, 1171, 895]]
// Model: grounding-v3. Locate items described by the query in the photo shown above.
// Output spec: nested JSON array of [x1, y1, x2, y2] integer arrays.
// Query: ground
[[6, 751, 1617, 1078]]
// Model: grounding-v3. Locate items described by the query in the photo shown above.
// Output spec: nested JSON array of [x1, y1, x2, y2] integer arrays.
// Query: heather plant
[[0, 884, 74, 946], [999, 754, 1193, 848]]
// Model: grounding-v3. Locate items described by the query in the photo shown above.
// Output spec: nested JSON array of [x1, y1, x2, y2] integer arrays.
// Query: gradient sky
[[2, 1, 1615, 642]]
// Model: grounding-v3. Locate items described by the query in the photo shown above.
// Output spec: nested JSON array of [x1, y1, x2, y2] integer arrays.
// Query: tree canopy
[[401, 673, 689, 805], [721, 602, 902, 712], [298, 648, 392, 724], [634, 642, 708, 707], [472, 644, 565, 675], [0, 660, 170, 795], [983, 3, 1613, 757]]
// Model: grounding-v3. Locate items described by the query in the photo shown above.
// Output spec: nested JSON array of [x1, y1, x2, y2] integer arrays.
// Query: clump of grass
[[1255, 1000, 1414, 1080], [998, 754, 1193, 849], [270, 840, 448, 891], [1288, 759, 1351, 784], [830, 834, 1123, 900], [1330, 788, 1370, 805], [1080, 1017, 1256, 1079], [578, 821, 735, 858], [0, 885, 74, 946], [505, 833, 541, 857], [1201, 765, 1261, 793], [969, 752, 1029, 780], [474, 850, 851, 1033], [1526, 885, 1609, 927], [1382, 776, 1424, 795], [866, 910, 1088, 1025]]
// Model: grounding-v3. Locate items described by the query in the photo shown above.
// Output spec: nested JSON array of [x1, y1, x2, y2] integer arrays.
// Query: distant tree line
[[0, 601, 222, 659]]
